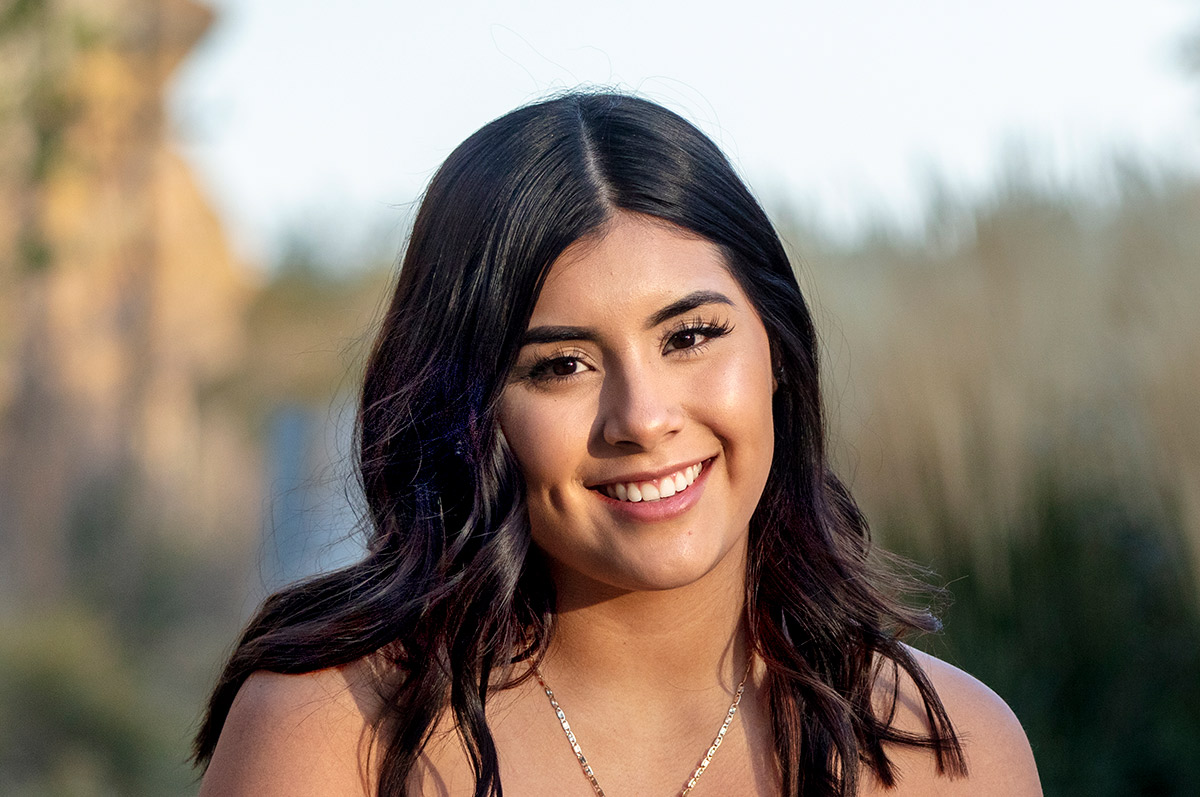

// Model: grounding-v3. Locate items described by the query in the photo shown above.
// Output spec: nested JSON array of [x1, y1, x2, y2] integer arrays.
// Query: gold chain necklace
[[533, 660, 752, 796]]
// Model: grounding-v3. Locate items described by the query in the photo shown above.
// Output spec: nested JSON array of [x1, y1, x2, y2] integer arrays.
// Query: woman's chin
[[557, 537, 748, 598]]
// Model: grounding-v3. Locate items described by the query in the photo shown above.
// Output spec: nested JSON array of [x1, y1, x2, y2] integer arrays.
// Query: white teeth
[[601, 461, 706, 503]]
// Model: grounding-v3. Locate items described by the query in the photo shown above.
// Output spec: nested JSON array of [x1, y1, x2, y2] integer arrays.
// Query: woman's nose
[[597, 362, 684, 450]]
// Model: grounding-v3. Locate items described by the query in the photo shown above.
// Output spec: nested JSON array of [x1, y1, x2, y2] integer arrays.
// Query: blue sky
[[170, 0, 1200, 266]]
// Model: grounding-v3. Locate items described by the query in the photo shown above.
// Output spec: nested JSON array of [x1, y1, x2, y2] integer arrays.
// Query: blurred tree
[[0, 0, 257, 607], [0, 2, 261, 793]]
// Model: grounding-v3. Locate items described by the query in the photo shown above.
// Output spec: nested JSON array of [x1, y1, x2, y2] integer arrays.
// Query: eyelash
[[523, 347, 591, 385], [522, 317, 734, 385], [662, 316, 734, 356]]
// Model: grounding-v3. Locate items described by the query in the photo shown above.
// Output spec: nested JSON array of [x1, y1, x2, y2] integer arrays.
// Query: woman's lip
[[590, 456, 714, 522], [586, 456, 716, 490]]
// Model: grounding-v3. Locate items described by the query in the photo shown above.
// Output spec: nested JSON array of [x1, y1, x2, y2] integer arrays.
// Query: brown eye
[[524, 352, 591, 384], [669, 331, 699, 350], [551, 358, 580, 376], [663, 321, 732, 354]]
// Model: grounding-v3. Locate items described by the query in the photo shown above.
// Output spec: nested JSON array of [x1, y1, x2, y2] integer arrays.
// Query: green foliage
[[3, 0, 87, 277], [0, 612, 197, 796], [27, 80, 77, 180], [908, 481, 1200, 796], [17, 230, 52, 273], [0, 471, 249, 796], [0, 0, 45, 39]]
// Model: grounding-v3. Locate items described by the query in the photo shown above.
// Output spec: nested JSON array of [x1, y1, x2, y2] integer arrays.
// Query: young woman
[[194, 92, 1041, 796]]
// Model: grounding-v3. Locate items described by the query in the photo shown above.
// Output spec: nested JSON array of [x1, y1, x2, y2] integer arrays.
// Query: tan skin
[[200, 213, 1042, 796]]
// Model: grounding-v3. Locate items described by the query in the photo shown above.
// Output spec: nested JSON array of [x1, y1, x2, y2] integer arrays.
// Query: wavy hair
[[194, 91, 965, 796]]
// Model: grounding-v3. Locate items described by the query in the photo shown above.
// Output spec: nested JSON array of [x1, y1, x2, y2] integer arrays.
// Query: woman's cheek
[[697, 346, 774, 419], [691, 346, 776, 478], [500, 392, 586, 494]]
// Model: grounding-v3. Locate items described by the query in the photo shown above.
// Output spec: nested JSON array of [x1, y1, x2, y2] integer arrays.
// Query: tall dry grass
[[778, 162, 1200, 588], [775, 160, 1200, 794]]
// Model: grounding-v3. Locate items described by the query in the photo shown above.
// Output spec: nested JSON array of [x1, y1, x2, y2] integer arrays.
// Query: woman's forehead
[[530, 213, 742, 326]]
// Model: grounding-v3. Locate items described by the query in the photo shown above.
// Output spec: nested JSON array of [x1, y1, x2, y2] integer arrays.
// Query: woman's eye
[[525, 355, 588, 383], [663, 321, 732, 354], [667, 331, 700, 351], [549, 358, 582, 376]]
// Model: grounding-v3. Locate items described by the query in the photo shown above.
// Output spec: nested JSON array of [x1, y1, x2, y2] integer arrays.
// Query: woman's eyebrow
[[519, 291, 735, 347], [645, 290, 734, 329], [519, 325, 598, 347]]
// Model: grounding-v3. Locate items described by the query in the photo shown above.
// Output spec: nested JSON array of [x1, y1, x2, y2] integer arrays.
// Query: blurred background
[[1, 0, 1198, 794]]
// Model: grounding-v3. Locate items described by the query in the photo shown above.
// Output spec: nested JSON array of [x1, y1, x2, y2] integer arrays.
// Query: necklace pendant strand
[[534, 660, 752, 797], [536, 678, 606, 796]]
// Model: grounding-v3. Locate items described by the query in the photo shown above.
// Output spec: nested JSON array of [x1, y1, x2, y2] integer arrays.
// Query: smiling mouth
[[594, 460, 707, 503]]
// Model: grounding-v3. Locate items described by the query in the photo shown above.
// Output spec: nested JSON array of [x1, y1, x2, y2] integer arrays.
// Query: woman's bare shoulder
[[198, 657, 391, 797], [864, 644, 1042, 796]]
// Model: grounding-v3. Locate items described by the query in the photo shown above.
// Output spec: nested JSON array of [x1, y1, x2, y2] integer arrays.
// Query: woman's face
[[498, 211, 776, 597]]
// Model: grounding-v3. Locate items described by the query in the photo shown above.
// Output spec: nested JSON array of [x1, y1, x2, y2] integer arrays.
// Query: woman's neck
[[538, 538, 751, 696]]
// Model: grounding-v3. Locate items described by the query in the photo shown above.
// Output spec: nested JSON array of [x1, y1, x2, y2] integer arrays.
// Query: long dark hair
[[194, 91, 965, 796]]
